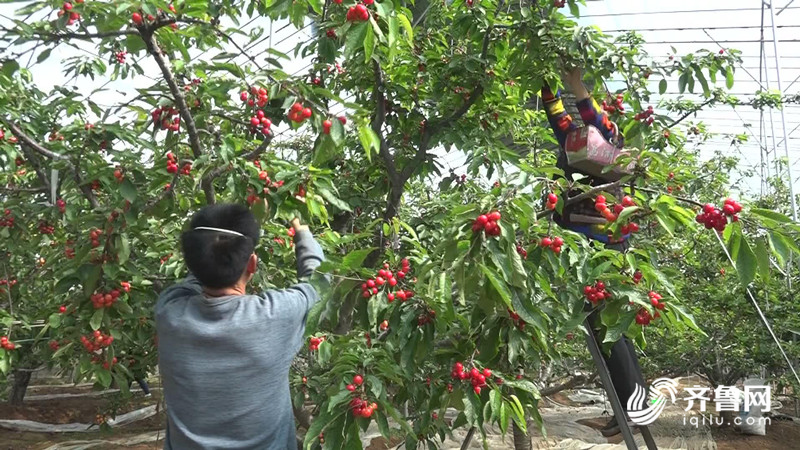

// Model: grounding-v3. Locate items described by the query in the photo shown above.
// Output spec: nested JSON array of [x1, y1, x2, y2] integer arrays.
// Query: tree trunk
[[9, 369, 32, 405], [719, 410, 734, 427], [513, 421, 532, 450]]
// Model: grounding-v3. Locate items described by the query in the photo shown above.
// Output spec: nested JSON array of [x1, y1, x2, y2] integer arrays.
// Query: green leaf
[[2, 60, 19, 77], [735, 237, 757, 286], [118, 233, 131, 265], [754, 238, 771, 281], [48, 313, 62, 329], [726, 66, 735, 89], [317, 187, 352, 212], [344, 22, 369, 59], [357, 123, 380, 161], [659, 79, 667, 94], [364, 23, 375, 62], [120, 178, 137, 202], [396, 12, 413, 46], [480, 264, 512, 308], [90, 309, 104, 331], [342, 247, 376, 270], [768, 230, 791, 266], [95, 369, 112, 388], [750, 208, 792, 223], [678, 72, 688, 94], [52, 342, 74, 359], [307, 0, 322, 14]]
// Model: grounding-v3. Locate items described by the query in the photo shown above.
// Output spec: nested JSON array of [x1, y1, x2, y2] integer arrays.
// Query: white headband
[[193, 226, 245, 237]]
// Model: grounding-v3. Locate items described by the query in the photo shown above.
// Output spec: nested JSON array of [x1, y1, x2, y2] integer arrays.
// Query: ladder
[[584, 320, 659, 450]]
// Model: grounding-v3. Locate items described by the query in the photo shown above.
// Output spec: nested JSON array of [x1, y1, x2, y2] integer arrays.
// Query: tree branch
[[638, 187, 704, 207], [539, 374, 595, 397], [6, 122, 70, 161], [31, 29, 139, 41], [0, 186, 47, 194], [141, 30, 214, 204], [204, 135, 273, 181], [372, 60, 398, 182], [564, 180, 624, 206], [4, 121, 100, 209], [667, 97, 715, 129]]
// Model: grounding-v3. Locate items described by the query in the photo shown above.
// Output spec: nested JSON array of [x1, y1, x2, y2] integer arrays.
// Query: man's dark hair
[[181, 204, 260, 288]]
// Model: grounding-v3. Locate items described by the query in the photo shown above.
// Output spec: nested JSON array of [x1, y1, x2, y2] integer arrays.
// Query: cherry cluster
[[346, 3, 370, 21], [553, 0, 566, 7], [350, 398, 378, 418], [545, 192, 558, 211], [288, 102, 313, 123], [0, 279, 17, 287], [322, 119, 332, 134], [48, 131, 64, 141], [101, 357, 119, 370], [540, 236, 564, 254], [49, 340, 60, 351], [0, 209, 13, 228], [249, 109, 272, 135], [90, 289, 121, 309], [451, 362, 493, 395], [90, 179, 101, 190], [345, 374, 363, 392], [471, 211, 502, 236], [379, 320, 389, 331], [632, 270, 643, 284], [38, 221, 55, 235], [583, 281, 611, 304], [57, 1, 81, 26], [166, 151, 179, 174], [695, 199, 742, 232], [113, 168, 124, 182], [56, 198, 66, 213], [153, 107, 180, 132], [120, 281, 131, 293], [416, 308, 436, 326], [115, 51, 127, 64], [360, 258, 413, 300], [160, 253, 173, 265], [602, 94, 625, 114], [634, 106, 655, 126], [80, 330, 113, 352], [89, 228, 103, 248], [635, 308, 657, 326], [0, 336, 16, 351], [240, 86, 270, 108], [515, 243, 528, 259], [507, 308, 526, 330], [326, 28, 336, 38], [648, 291, 666, 310], [308, 335, 325, 351]]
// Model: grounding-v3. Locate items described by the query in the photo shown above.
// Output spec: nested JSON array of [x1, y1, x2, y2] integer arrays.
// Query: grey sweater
[[155, 229, 324, 450]]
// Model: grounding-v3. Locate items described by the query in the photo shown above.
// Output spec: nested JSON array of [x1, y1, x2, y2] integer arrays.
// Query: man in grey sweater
[[155, 203, 324, 449]]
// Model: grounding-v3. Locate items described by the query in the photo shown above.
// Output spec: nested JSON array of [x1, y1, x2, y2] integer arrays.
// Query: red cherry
[[476, 214, 489, 225], [131, 12, 143, 24], [302, 108, 313, 119], [552, 237, 564, 247], [322, 119, 332, 134], [63, 2, 73, 11], [353, 374, 364, 385], [488, 211, 501, 221], [541, 237, 553, 247], [547, 193, 558, 204], [346, 384, 356, 391], [338, 116, 347, 125]]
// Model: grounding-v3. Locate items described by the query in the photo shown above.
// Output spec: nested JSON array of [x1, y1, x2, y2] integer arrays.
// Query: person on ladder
[[540, 67, 648, 437]]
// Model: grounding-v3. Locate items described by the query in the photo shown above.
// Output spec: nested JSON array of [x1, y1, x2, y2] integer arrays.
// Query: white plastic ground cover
[[25, 387, 159, 401], [41, 431, 163, 450], [0, 405, 157, 433], [739, 378, 768, 436]]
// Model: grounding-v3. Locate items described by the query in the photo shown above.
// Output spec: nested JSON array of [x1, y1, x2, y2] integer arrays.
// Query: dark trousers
[[587, 307, 647, 415], [129, 378, 151, 395]]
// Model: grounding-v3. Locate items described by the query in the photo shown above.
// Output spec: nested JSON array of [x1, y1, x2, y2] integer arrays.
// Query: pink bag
[[564, 125, 634, 181]]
